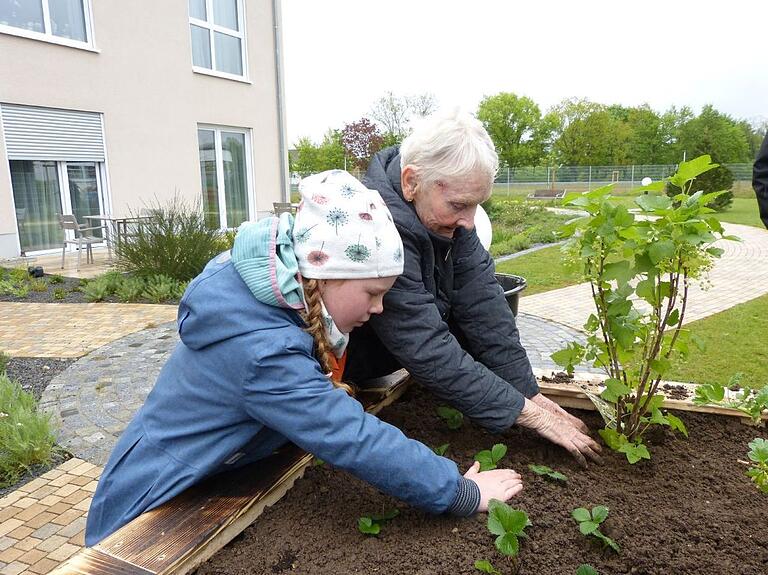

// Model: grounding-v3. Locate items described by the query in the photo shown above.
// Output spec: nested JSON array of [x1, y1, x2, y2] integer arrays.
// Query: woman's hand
[[517, 398, 602, 468], [530, 392, 590, 434], [463, 462, 523, 512]]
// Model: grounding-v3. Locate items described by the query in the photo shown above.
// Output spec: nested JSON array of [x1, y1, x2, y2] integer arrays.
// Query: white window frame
[[0, 0, 97, 52], [197, 124, 255, 229], [189, 0, 249, 82]]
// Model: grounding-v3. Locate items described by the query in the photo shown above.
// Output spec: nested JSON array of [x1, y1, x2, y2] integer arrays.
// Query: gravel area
[[6, 356, 76, 401]]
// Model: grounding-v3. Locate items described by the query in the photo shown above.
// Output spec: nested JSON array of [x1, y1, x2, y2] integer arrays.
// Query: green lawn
[[666, 294, 768, 387], [495, 244, 583, 296]]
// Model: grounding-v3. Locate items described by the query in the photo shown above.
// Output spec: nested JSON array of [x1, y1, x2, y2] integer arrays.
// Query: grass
[[666, 294, 768, 387], [495, 245, 583, 296], [487, 197, 571, 257], [0, 371, 57, 488]]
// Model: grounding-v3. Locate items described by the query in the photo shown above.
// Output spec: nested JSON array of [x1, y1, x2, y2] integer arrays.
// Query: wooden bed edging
[[48, 370, 412, 575], [533, 368, 767, 424]]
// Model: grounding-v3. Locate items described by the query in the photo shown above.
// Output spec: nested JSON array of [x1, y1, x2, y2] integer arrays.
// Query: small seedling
[[746, 438, 768, 494], [572, 506, 620, 553], [47, 274, 65, 284], [433, 443, 450, 456], [357, 508, 399, 536], [436, 405, 463, 430], [528, 464, 567, 482], [53, 288, 66, 300], [475, 443, 507, 471], [487, 499, 531, 557], [576, 565, 599, 575], [474, 559, 501, 574]]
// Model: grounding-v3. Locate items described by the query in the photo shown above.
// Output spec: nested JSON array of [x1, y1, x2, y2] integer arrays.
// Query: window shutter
[[1, 103, 105, 162]]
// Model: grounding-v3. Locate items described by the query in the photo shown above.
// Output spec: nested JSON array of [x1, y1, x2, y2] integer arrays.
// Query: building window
[[0, 0, 93, 48], [197, 126, 251, 229], [189, 0, 246, 78]]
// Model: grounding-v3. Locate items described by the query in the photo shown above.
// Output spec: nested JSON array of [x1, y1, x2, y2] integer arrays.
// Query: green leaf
[[618, 441, 651, 464], [576, 565, 599, 575], [600, 378, 631, 402], [635, 194, 672, 211], [645, 394, 666, 412], [635, 277, 657, 305], [648, 240, 676, 264], [603, 261, 633, 284], [433, 443, 450, 456], [649, 408, 669, 425], [748, 438, 768, 464], [571, 507, 591, 523], [491, 443, 507, 463], [650, 358, 671, 376], [488, 500, 529, 537], [706, 247, 725, 257], [474, 560, 500, 575], [666, 413, 688, 437], [495, 532, 520, 557], [669, 154, 718, 188], [594, 530, 621, 553], [475, 450, 496, 472], [357, 516, 380, 535], [528, 464, 567, 482], [579, 521, 598, 535], [693, 382, 725, 405], [598, 428, 628, 450], [666, 309, 680, 326], [436, 406, 464, 429], [690, 333, 706, 351], [591, 505, 609, 524]]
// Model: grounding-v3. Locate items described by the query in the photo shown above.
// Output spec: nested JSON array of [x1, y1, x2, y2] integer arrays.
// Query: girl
[[85, 170, 523, 545]]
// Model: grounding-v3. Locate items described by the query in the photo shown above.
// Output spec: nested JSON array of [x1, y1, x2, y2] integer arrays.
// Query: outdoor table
[[83, 214, 151, 261]]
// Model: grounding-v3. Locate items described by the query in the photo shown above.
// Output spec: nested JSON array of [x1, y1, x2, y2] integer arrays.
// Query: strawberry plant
[[746, 438, 768, 494], [693, 377, 768, 425], [433, 443, 450, 456], [576, 565, 599, 575], [487, 499, 531, 557], [474, 560, 501, 574], [436, 405, 463, 430], [553, 155, 738, 462], [572, 506, 620, 553], [528, 463, 567, 482], [475, 443, 507, 471], [357, 508, 399, 536]]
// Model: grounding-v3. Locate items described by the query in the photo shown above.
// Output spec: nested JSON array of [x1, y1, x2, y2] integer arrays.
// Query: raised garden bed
[[195, 384, 768, 575]]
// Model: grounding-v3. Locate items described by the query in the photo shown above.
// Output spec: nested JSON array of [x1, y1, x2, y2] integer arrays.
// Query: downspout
[[272, 0, 289, 202]]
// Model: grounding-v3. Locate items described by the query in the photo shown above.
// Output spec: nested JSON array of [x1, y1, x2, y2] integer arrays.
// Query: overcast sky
[[280, 0, 767, 144]]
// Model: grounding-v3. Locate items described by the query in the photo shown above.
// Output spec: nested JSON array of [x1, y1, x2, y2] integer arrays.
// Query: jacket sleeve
[[754, 133, 768, 230], [367, 227, 528, 432], [240, 327, 476, 515], [450, 228, 539, 399]]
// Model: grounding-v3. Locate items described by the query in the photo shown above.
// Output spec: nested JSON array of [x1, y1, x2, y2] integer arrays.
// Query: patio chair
[[272, 202, 297, 216], [59, 214, 104, 271]]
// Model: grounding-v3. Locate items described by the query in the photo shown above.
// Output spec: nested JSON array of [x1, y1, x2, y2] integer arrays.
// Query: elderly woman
[[344, 109, 601, 466]]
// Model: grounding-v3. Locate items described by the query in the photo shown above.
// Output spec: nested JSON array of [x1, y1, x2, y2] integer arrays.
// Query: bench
[[527, 189, 566, 200], [49, 370, 411, 575]]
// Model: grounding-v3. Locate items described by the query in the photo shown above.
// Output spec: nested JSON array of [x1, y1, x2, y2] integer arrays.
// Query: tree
[[407, 93, 438, 119], [341, 118, 384, 171], [476, 92, 552, 168], [625, 105, 667, 165], [675, 105, 751, 164], [370, 92, 410, 141], [549, 99, 630, 165], [289, 130, 346, 176]]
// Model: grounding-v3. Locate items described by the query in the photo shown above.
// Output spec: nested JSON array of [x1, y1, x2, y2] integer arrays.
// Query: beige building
[[0, 0, 288, 259]]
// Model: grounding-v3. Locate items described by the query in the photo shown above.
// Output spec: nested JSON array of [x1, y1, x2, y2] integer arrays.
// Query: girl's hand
[[463, 462, 523, 512]]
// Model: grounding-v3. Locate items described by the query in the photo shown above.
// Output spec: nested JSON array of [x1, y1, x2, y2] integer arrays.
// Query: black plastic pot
[[495, 273, 527, 317]]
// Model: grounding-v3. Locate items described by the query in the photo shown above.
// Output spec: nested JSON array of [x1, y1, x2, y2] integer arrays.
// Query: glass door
[[10, 160, 64, 253], [66, 163, 103, 239]]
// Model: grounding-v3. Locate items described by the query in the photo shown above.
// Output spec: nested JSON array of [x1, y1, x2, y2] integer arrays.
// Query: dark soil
[[197, 385, 768, 575], [6, 357, 75, 401]]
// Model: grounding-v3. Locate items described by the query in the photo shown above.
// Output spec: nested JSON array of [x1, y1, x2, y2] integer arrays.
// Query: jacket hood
[[177, 251, 302, 350]]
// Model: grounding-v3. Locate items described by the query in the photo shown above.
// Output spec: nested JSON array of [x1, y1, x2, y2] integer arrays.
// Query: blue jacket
[[85, 253, 473, 545]]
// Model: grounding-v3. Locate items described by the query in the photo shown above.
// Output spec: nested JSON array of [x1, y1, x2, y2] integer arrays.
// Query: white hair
[[399, 107, 499, 186]]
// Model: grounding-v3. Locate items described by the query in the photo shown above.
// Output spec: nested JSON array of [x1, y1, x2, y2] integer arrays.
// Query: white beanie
[[293, 170, 404, 279]]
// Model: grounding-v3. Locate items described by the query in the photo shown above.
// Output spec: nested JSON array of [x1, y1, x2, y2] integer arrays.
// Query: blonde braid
[[301, 279, 355, 396]]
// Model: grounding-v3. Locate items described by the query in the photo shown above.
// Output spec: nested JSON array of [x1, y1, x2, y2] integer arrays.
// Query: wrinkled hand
[[463, 462, 523, 512], [517, 399, 602, 468], [530, 393, 590, 434]]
